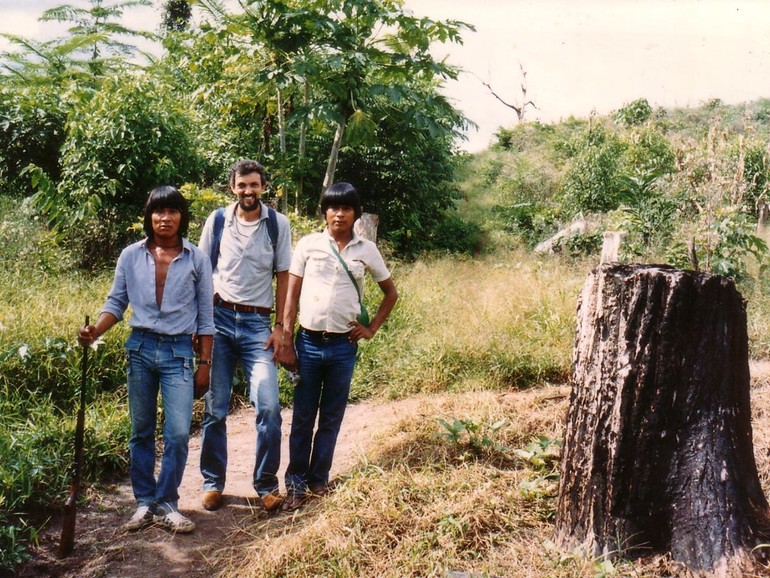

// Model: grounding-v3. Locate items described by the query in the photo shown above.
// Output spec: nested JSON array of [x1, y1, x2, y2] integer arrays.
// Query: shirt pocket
[[246, 235, 275, 272], [348, 260, 366, 282], [308, 250, 336, 277], [175, 274, 196, 307]]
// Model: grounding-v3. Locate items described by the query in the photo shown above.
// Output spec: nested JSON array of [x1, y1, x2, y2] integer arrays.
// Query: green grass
[[353, 249, 590, 401]]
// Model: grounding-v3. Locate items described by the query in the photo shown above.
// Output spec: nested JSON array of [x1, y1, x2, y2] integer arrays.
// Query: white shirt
[[290, 229, 391, 333], [198, 202, 292, 308]]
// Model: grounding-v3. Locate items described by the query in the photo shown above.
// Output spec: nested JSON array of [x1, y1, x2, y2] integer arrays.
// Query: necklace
[[235, 215, 260, 238]]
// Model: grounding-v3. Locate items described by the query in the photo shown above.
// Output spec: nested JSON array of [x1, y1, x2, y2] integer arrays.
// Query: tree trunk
[[554, 263, 770, 576], [757, 201, 770, 245], [321, 116, 347, 202], [277, 87, 288, 213], [354, 213, 379, 242]]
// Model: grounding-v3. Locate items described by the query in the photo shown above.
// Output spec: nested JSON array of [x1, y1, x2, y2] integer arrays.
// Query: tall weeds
[[353, 249, 590, 400]]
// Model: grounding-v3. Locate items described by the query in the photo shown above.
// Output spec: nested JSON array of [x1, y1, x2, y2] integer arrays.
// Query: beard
[[238, 196, 260, 212]]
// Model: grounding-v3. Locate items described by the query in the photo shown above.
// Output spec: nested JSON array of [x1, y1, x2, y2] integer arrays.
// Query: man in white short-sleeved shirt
[[279, 182, 397, 510]]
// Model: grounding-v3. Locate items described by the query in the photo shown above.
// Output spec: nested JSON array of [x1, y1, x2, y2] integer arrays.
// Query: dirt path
[[16, 397, 427, 578]]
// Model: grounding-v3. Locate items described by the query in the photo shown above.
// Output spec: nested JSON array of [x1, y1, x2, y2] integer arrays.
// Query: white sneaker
[[153, 509, 196, 533], [125, 505, 153, 531]]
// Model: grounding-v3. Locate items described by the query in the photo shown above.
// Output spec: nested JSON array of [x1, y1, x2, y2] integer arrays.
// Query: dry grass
[[355, 249, 594, 399], [199, 247, 770, 578], [205, 375, 770, 578]]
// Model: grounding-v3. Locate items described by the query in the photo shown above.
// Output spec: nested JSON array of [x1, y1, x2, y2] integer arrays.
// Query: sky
[[1, 0, 770, 151]]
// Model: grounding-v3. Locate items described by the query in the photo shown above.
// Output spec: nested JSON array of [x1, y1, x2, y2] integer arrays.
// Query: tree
[[162, 0, 193, 33], [32, 74, 204, 267], [478, 63, 537, 123], [555, 263, 770, 575], [40, 0, 158, 76], [311, 0, 470, 204], [0, 0, 161, 195]]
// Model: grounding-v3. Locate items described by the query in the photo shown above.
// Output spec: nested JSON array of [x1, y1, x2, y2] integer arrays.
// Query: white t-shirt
[[290, 229, 391, 333]]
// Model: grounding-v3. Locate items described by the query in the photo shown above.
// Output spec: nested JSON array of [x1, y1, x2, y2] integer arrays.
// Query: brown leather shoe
[[260, 491, 284, 512], [202, 490, 223, 511], [281, 493, 306, 512], [308, 484, 328, 497]]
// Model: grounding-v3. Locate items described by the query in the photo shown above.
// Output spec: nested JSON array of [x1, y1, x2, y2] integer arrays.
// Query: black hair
[[229, 159, 267, 188], [320, 182, 362, 220], [143, 185, 190, 240]]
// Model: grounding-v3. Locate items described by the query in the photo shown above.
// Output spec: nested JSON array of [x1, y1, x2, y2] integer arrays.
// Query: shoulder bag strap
[[328, 239, 363, 305]]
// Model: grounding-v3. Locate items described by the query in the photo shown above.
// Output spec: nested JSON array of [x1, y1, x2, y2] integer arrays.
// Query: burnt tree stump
[[554, 263, 770, 575]]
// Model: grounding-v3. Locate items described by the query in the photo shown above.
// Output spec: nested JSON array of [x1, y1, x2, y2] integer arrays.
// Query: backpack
[[209, 205, 279, 272]]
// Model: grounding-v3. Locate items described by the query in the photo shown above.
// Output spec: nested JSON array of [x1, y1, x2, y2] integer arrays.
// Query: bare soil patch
[[13, 396, 427, 578]]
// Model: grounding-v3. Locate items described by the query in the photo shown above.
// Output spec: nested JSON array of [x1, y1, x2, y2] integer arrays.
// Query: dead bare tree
[[478, 63, 537, 122]]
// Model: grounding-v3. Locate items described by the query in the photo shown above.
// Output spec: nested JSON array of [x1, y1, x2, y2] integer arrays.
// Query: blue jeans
[[125, 330, 194, 511], [285, 330, 357, 495], [200, 307, 281, 496]]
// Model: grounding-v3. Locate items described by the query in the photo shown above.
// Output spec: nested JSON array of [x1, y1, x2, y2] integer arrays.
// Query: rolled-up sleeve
[[102, 249, 131, 321], [194, 249, 215, 335]]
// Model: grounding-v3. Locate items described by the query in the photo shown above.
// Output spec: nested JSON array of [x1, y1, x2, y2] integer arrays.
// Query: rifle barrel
[[58, 315, 89, 558]]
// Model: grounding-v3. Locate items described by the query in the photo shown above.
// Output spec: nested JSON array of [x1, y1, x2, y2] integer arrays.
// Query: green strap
[[328, 239, 363, 305]]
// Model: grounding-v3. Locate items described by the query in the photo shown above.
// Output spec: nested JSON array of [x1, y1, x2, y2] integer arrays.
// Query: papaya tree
[[310, 0, 470, 202]]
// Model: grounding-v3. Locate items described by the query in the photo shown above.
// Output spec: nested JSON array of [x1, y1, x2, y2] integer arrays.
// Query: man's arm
[[266, 270, 289, 359], [348, 277, 398, 343], [194, 333, 213, 398], [276, 273, 303, 370]]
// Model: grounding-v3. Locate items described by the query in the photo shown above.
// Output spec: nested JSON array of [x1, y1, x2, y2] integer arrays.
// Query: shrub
[[33, 74, 208, 268], [492, 202, 558, 247], [0, 196, 75, 276], [614, 98, 653, 127], [622, 126, 676, 174], [0, 86, 66, 195], [560, 125, 626, 214], [740, 141, 770, 213]]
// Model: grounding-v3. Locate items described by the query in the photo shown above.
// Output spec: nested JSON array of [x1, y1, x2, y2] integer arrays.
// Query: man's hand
[[194, 366, 210, 398], [348, 320, 375, 343], [266, 326, 286, 361], [77, 324, 98, 347], [277, 342, 298, 372]]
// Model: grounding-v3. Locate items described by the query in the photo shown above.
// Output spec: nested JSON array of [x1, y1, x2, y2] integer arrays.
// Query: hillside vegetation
[[5, 96, 770, 576]]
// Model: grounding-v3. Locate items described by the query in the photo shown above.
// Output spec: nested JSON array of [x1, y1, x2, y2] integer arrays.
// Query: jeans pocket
[[168, 340, 193, 383]]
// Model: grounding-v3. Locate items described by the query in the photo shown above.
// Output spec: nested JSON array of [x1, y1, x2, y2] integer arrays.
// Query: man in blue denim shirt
[[197, 159, 293, 513], [78, 186, 214, 533]]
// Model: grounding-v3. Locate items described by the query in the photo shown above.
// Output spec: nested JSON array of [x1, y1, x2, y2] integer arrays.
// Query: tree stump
[[554, 263, 770, 575]]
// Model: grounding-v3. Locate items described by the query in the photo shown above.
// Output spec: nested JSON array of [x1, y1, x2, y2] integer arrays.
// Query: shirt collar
[[140, 237, 191, 252], [323, 227, 361, 247]]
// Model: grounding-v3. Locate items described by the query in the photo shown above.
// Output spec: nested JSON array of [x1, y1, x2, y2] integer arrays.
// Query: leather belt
[[300, 327, 351, 340], [214, 294, 272, 315]]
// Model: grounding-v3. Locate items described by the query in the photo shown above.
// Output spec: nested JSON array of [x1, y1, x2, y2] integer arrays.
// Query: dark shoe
[[308, 484, 328, 497], [202, 490, 223, 511], [260, 491, 284, 512], [281, 493, 306, 512]]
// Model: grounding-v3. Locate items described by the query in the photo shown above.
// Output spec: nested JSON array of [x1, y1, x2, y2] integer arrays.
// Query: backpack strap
[[209, 207, 226, 271], [265, 206, 278, 273], [209, 205, 279, 273]]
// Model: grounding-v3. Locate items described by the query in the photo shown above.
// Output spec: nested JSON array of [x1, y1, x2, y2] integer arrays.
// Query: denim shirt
[[102, 238, 215, 336]]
